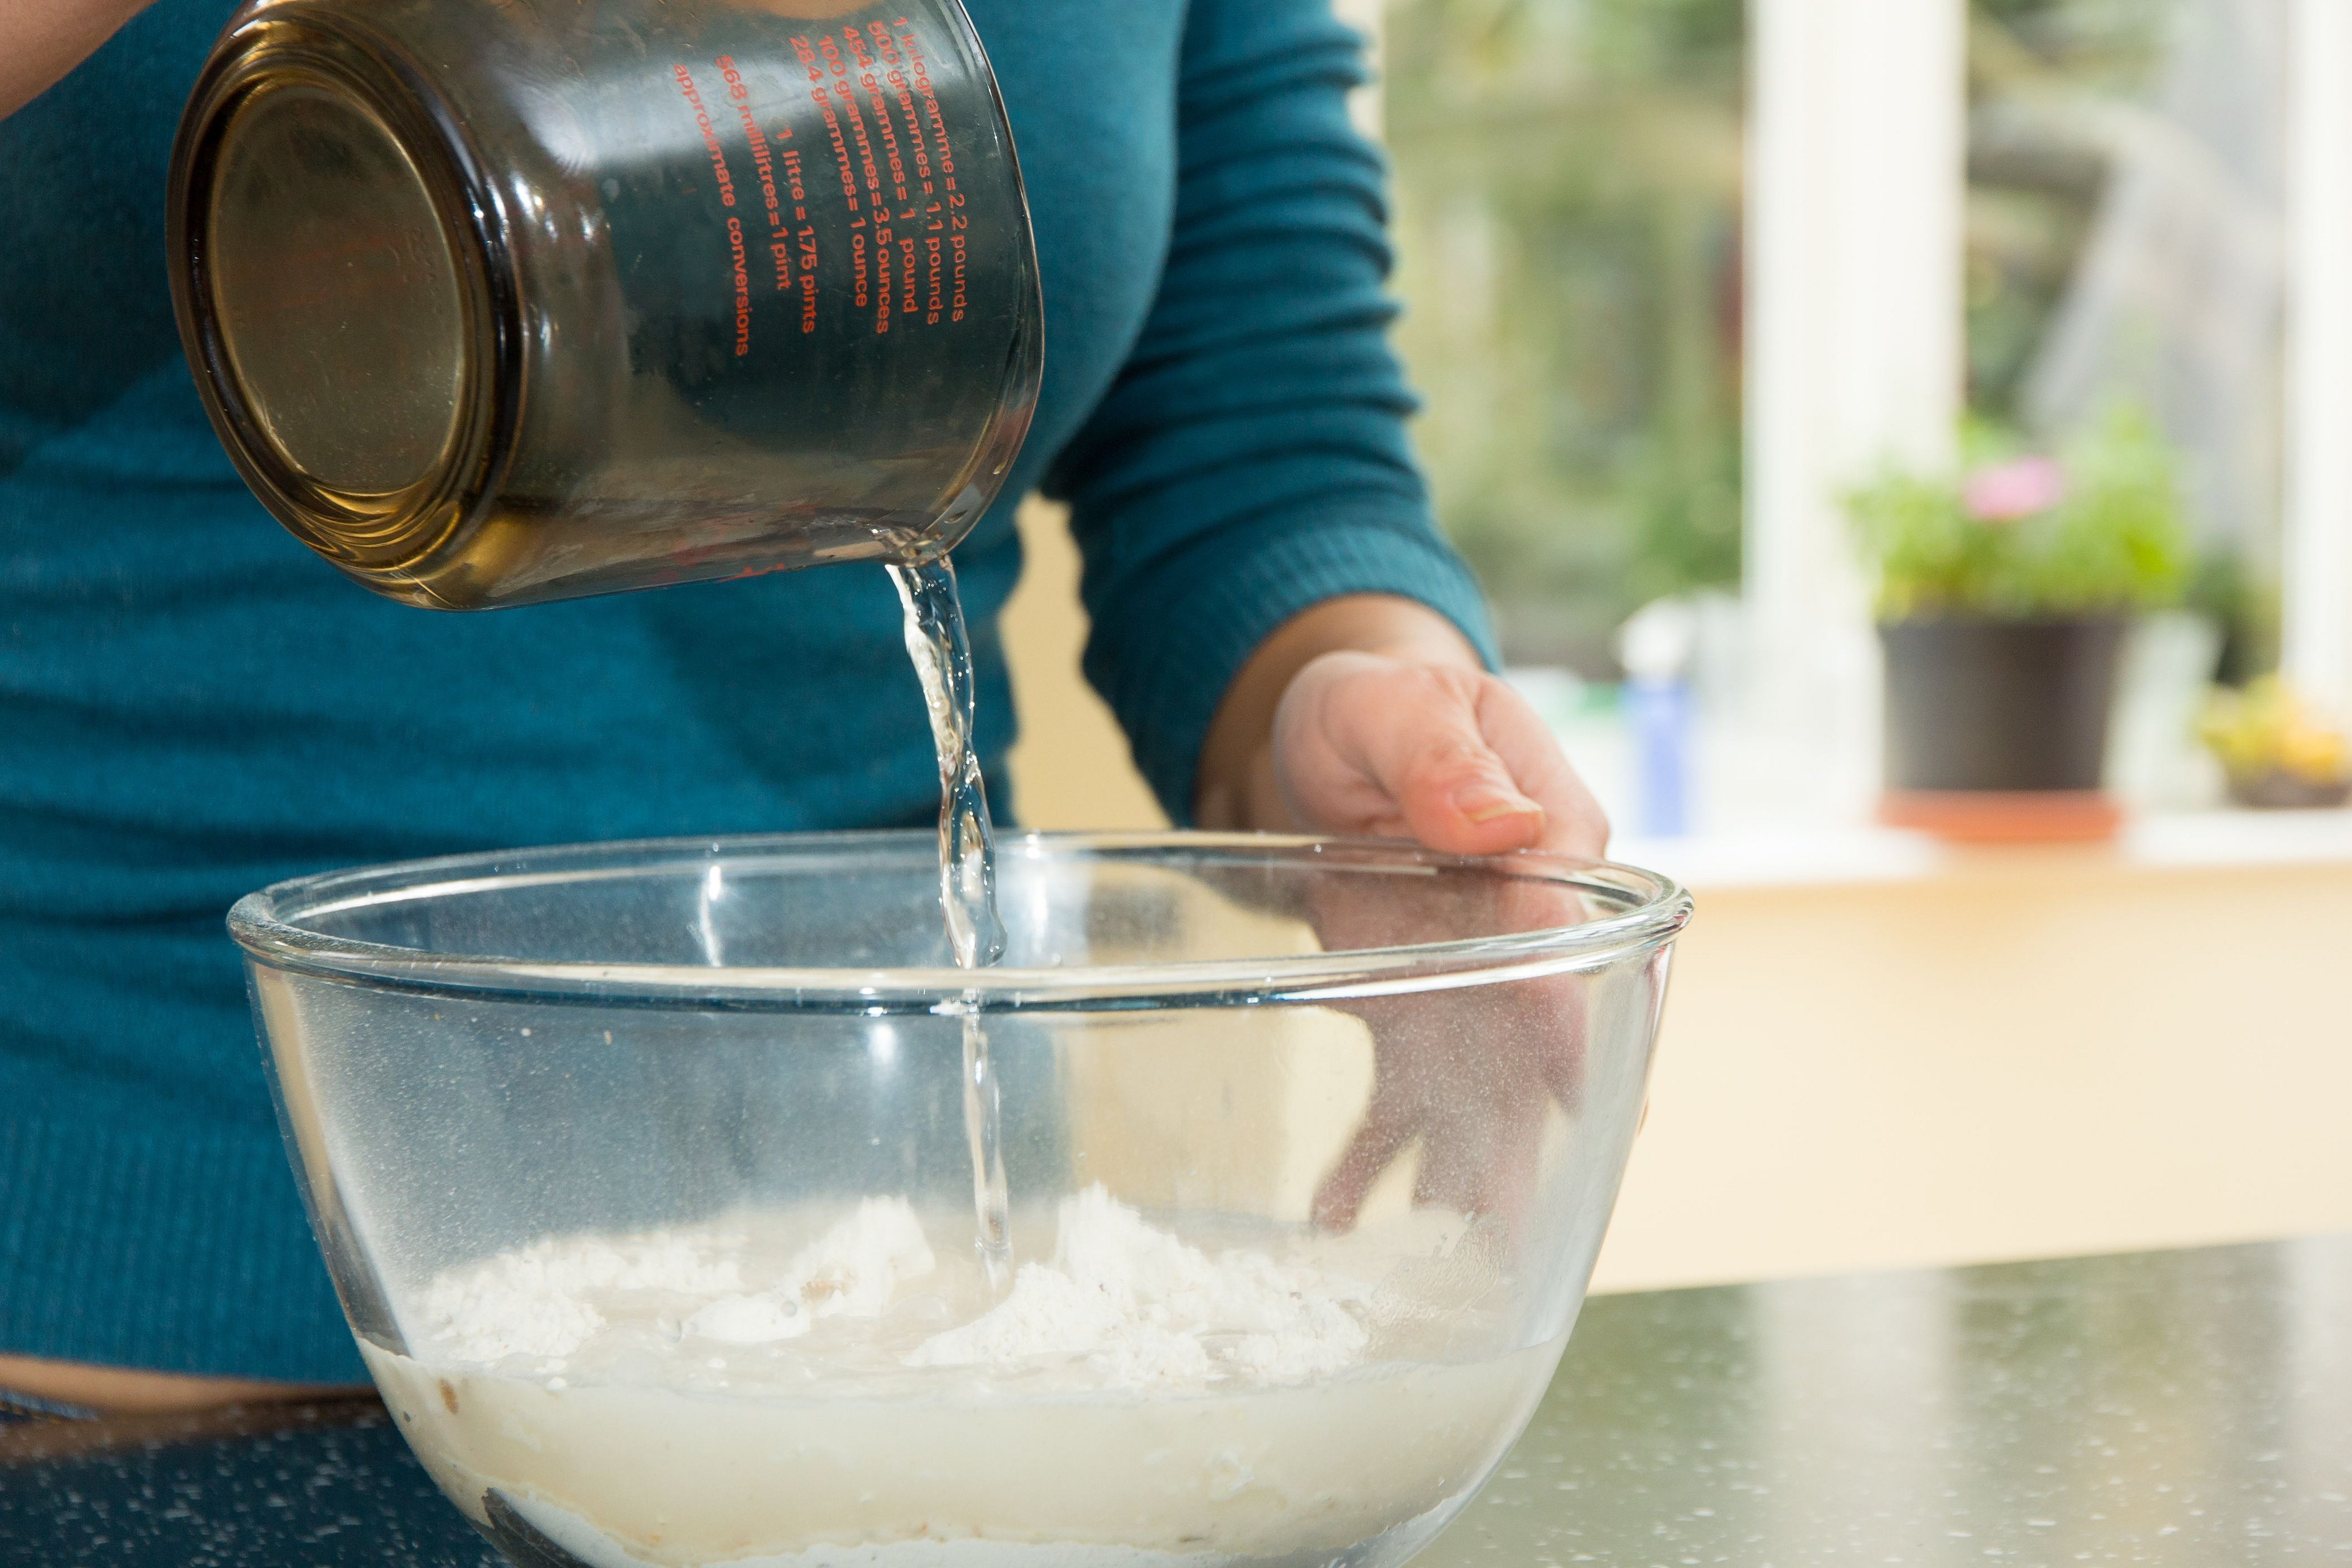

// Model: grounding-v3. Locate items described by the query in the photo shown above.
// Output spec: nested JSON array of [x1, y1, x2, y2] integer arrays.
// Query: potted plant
[[1846, 407, 2193, 840], [2199, 677, 2352, 809]]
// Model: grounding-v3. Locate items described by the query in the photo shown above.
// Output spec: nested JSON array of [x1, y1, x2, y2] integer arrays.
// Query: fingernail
[[1454, 782, 1543, 823]]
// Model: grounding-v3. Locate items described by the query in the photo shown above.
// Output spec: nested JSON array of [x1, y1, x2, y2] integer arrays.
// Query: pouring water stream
[[889, 557, 1014, 1293]]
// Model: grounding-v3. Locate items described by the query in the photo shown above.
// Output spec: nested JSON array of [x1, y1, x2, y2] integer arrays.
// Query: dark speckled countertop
[[5, 1235, 2348, 1566]]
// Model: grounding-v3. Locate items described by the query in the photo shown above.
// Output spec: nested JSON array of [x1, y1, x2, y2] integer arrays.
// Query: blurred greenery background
[[1386, 0, 1746, 674], [1381, 0, 2271, 676]]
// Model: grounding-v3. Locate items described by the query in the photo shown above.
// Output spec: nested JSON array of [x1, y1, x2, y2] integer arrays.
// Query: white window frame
[[2285, 0, 2352, 712], [1745, 0, 1967, 819]]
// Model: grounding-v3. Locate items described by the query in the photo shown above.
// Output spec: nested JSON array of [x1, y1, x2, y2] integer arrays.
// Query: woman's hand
[[1269, 651, 1608, 858], [1196, 595, 1609, 1235], [1195, 593, 1606, 855]]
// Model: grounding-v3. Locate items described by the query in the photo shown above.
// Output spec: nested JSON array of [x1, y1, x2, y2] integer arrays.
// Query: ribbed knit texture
[[0, 1114, 355, 1377], [1050, 3, 1502, 811], [0, 0, 1493, 1380]]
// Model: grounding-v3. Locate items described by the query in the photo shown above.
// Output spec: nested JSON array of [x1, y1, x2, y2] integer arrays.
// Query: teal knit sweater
[[0, 0, 1495, 1380]]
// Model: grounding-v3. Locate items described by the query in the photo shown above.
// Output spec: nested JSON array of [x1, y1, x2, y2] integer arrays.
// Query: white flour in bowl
[[365, 1187, 1564, 1567], [904, 1185, 1371, 1389]]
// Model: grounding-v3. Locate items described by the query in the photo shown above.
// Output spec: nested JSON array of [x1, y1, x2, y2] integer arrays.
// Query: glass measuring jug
[[167, 0, 1043, 609]]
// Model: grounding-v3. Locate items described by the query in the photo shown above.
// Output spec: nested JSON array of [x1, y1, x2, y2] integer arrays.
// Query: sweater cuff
[[1086, 511, 1500, 821]]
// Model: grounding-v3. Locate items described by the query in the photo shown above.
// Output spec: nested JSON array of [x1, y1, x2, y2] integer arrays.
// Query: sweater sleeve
[[1040, 0, 1499, 822]]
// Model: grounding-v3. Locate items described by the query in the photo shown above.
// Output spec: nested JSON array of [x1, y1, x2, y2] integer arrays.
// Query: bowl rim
[[228, 830, 1693, 1013]]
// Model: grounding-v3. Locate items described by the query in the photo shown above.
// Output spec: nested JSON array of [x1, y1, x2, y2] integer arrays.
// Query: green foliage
[[1383, 0, 2209, 662], [1847, 406, 2193, 621], [2188, 551, 2282, 687], [1385, 0, 1747, 669], [1964, 2, 2168, 423], [1574, 0, 1745, 80]]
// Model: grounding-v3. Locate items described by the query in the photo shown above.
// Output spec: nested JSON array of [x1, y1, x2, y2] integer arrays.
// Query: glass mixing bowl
[[231, 832, 1690, 1568]]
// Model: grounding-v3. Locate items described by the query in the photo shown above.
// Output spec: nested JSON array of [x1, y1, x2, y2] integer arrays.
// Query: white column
[[1328, 0, 1385, 139], [2284, 0, 2352, 714], [1745, 0, 1966, 817]]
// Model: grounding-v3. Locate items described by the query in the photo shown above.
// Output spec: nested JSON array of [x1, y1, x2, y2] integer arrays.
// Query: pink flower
[[1963, 457, 2067, 523]]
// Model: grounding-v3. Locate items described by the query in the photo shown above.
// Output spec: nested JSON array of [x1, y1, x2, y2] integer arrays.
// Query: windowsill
[[1612, 807, 2352, 892]]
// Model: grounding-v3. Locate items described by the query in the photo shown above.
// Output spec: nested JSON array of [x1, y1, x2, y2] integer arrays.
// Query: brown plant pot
[[1879, 616, 2128, 841]]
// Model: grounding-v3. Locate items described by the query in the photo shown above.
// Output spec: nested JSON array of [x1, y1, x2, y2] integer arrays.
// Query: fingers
[[1275, 653, 1611, 860], [1279, 654, 1540, 856], [1310, 1078, 1419, 1231], [1413, 1107, 1545, 1236], [1471, 677, 1611, 858]]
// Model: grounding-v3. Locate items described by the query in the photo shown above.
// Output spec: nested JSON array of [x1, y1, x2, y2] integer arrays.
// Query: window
[[1384, 0, 1746, 674], [1373, 0, 2338, 832]]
